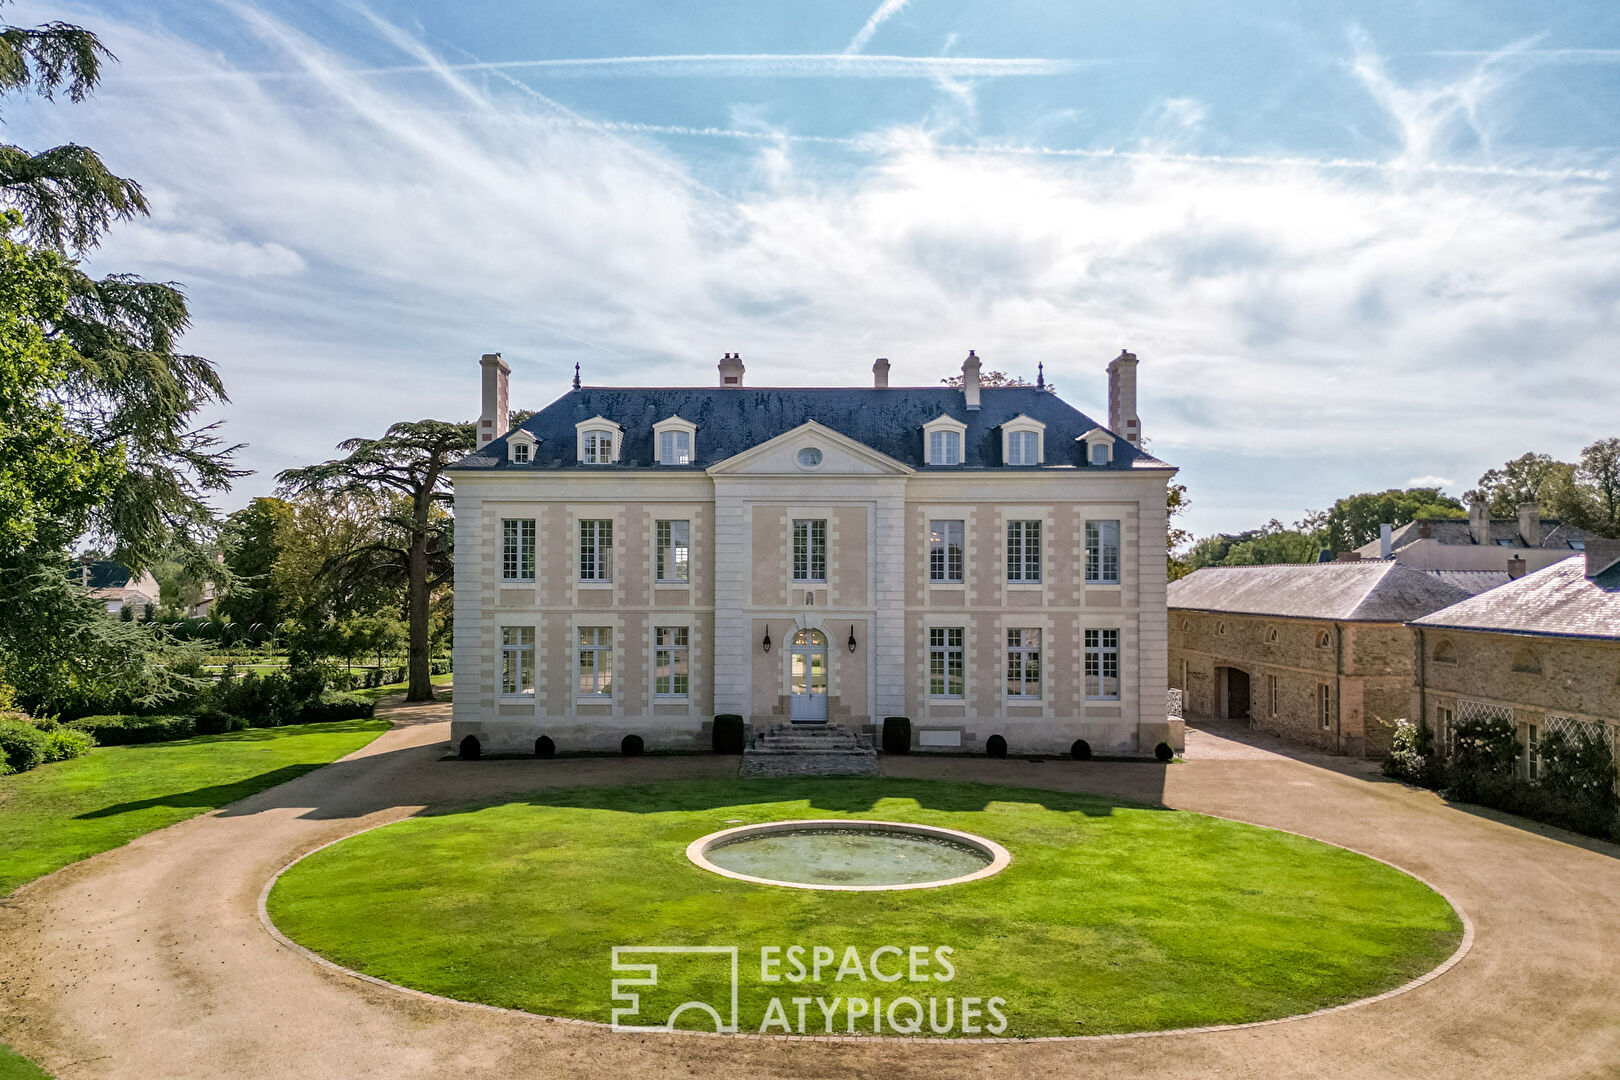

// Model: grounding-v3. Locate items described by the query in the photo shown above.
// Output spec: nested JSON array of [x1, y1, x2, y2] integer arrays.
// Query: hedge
[[297, 693, 376, 723], [70, 714, 198, 746], [0, 719, 49, 772]]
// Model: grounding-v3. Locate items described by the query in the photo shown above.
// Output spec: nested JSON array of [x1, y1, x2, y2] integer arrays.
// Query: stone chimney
[[1335, 551, 1362, 562], [873, 357, 890, 389], [1419, 520, 1433, 539], [477, 352, 510, 449], [961, 350, 981, 411], [1379, 523, 1393, 560], [718, 352, 745, 387], [1508, 555, 1527, 579], [1107, 349, 1141, 447], [1517, 501, 1542, 548], [1468, 497, 1490, 546], [1586, 537, 1620, 578]]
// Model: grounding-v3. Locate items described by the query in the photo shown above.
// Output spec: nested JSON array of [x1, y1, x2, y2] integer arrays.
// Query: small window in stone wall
[[1180, 618, 1190, 632], [1216, 621, 1226, 636], [1511, 647, 1542, 675], [1433, 639, 1457, 664], [1266, 627, 1278, 644], [1316, 630, 1332, 649]]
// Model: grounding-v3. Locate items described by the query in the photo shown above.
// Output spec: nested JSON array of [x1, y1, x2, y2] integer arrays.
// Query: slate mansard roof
[[1168, 561, 1473, 623], [1354, 516, 1595, 555], [450, 385, 1172, 473], [1411, 556, 1620, 642]]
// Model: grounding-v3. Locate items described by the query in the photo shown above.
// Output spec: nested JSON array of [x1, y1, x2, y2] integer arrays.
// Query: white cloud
[[1406, 475, 1455, 491], [845, 0, 913, 55], [13, 5, 1618, 532]]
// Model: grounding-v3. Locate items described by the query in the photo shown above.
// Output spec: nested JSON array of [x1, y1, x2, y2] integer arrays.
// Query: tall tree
[[278, 422, 475, 701], [1543, 438, 1620, 539], [1303, 488, 1466, 554], [218, 496, 294, 628], [1466, 452, 1575, 518]]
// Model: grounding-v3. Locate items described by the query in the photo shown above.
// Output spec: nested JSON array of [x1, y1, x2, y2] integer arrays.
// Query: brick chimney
[[1507, 555, 1527, 579], [477, 352, 509, 449], [873, 357, 890, 388], [1586, 537, 1620, 578], [961, 350, 981, 410], [1517, 501, 1542, 547], [1107, 349, 1141, 447], [1468, 497, 1490, 545], [718, 352, 745, 387], [1418, 520, 1433, 539]]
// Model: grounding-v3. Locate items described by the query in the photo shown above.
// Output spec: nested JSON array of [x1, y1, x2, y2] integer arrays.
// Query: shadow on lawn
[[76, 764, 332, 819]]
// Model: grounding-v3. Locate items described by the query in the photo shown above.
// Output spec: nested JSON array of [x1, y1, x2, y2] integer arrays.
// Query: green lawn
[[0, 718, 389, 897], [0, 1045, 50, 1080], [348, 671, 452, 705], [269, 778, 1462, 1038]]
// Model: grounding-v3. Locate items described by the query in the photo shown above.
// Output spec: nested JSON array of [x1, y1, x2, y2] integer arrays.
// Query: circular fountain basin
[[686, 819, 1011, 891]]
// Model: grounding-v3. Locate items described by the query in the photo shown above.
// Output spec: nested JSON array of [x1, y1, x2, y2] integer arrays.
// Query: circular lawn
[[266, 778, 1463, 1038]]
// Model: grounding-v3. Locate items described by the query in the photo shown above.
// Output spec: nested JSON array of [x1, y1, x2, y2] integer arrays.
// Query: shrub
[[712, 714, 745, 754], [287, 662, 328, 703], [430, 658, 453, 676], [216, 671, 299, 727], [1382, 719, 1442, 788], [985, 734, 1007, 759], [70, 714, 197, 746], [192, 708, 247, 735], [0, 719, 49, 772], [1154, 742, 1175, 762], [881, 716, 911, 755], [297, 693, 376, 723], [1443, 715, 1520, 802], [42, 727, 95, 763]]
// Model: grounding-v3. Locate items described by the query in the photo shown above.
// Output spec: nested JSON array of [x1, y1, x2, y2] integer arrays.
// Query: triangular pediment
[[707, 420, 913, 477]]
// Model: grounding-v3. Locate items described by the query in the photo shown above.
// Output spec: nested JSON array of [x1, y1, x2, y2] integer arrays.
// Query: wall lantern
[[848, 625, 858, 653], [762, 626, 772, 653]]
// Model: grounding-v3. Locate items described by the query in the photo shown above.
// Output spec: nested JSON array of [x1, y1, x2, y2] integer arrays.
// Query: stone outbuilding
[[1169, 562, 1471, 757], [1409, 539, 1620, 777], [1352, 499, 1594, 575]]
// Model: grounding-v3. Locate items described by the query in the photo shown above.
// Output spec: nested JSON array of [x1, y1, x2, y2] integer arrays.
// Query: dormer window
[[922, 414, 968, 466], [506, 430, 537, 464], [1079, 427, 1116, 467], [1001, 415, 1045, 466], [575, 416, 623, 465], [652, 415, 697, 466]]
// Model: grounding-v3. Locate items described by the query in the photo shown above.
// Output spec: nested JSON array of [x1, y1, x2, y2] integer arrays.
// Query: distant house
[[1410, 539, 1620, 777], [79, 561, 161, 616], [1168, 562, 1471, 757], [1353, 499, 1593, 575]]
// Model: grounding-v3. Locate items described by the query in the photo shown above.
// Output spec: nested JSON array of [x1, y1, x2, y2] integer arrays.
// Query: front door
[[789, 629, 828, 722]]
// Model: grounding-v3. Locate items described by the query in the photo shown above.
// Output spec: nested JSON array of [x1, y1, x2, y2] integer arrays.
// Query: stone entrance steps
[[739, 723, 881, 778]]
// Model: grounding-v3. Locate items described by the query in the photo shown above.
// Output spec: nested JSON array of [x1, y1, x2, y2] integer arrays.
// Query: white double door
[[789, 630, 827, 722]]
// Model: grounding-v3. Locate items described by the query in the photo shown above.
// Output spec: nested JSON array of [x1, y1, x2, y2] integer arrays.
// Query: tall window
[[656, 520, 690, 582], [1085, 629, 1120, 699], [1006, 520, 1041, 583], [582, 430, 612, 464], [1089, 441, 1111, 466], [929, 430, 962, 465], [793, 519, 827, 581], [1318, 683, 1332, 729], [658, 430, 691, 466], [500, 626, 535, 697], [1085, 520, 1120, 584], [929, 520, 964, 583], [1006, 629, 1041, 698], [577, 627, 612, 696], [654, 626, 689, 696], [502, 518, 535, 581], [929, 627, 964, 697], [1007, 430, 1039, 465], [580, 519, 613, 581], [1268, 674, 1279, 717], [1437, 704, 1455, 756]]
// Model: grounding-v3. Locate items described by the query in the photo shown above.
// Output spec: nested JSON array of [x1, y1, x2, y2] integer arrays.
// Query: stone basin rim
[[685, 818, 1013, 891]]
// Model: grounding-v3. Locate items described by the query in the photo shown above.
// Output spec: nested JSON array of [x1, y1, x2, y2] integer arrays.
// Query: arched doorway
[[789, 629, 828, 722], [1217, 667, 1251, 721]]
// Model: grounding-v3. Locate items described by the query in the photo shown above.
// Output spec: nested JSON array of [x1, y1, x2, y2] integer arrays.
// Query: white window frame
[[793, 519, 827, 582], [500, 625, 535, 699], [579, 519, 613, 582], [1001, 414, 1045, 466], [1085, 628, 1120, 700], [574, 416, 622, 464], [653, 625, 689, 698], [1319, 683, 1333, 729], [577, 626, 613, 698], [1006, 628, 1041, 699], [1268, 674, 1279, 717], [501, 518, 536, 582], [652, 415, 696, 466], [1080, 428, 1116, 466], [507, 431, 536, 463], [1006, 519, 1041, 583], [922, 414, 968, 466], [1085, 519, 1121, 584], [929, 627, 965, 698], [929, 519, 965, 583], [656, 519, 690, 584]]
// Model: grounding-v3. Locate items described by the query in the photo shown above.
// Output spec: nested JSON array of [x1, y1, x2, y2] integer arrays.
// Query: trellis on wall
[[1167, 688, 1184, 719]]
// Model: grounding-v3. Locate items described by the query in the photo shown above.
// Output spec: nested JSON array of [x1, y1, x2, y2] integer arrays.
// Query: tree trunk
[[406, 531, 434, 702]]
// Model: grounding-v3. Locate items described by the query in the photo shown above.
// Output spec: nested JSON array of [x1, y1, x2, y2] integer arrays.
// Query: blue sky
[[11, 1, 1620, 538]]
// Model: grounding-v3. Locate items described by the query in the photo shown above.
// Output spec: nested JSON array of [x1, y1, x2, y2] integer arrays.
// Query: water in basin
[[705, 827, 991, 886]]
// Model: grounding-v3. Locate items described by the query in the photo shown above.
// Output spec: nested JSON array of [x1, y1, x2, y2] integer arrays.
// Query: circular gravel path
[[2, 697, 1618, 1080]]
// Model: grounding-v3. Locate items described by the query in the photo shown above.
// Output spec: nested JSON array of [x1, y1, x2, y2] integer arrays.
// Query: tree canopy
[[1466, 452, 1575, 518]]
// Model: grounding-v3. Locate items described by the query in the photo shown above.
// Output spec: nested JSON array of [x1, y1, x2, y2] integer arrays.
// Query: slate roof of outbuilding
[[450, 386, 1173, 472], [1421, 570, 1513, 597], [1167, 561, 1473, 623], [1411, 557, 1620, 641], [1353, 517, 1595, 555]]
